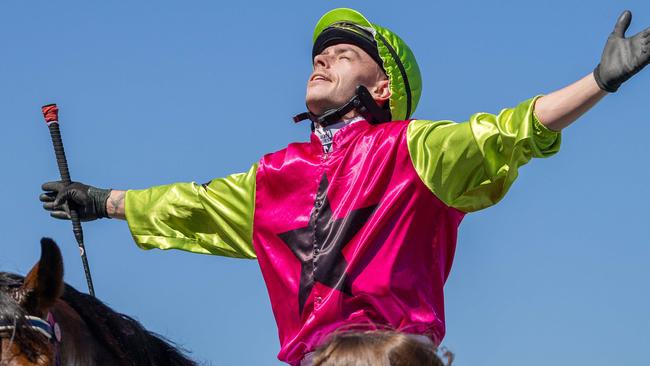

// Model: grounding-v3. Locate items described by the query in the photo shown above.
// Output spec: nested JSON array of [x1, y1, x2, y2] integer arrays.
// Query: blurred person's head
[[312, 330, 452, 366]]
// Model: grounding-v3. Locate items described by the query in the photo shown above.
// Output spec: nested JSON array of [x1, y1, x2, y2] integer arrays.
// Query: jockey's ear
[[372, 78, 391, 105], [19, 238, 64, 315]]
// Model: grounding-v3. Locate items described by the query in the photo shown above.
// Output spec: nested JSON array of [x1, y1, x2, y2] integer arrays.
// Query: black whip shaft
[[47, 123, 96, 297]]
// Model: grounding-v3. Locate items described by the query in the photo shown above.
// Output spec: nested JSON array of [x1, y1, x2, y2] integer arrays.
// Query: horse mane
[[61, 283, 197, 366], [1, 272, 197, 366]]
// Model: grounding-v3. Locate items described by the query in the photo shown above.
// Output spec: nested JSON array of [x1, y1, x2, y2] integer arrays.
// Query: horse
[[0, 238, 197, 366]]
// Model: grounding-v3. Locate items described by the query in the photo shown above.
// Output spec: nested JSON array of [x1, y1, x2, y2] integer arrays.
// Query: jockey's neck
[[314, 116, 365, 153]]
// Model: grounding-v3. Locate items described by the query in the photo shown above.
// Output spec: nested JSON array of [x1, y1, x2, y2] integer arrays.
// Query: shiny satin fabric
[[254, 120, 464, 365], [123, 97, 560, 365], [125, 165, 258, 258], [408, 96, 561, 212], [253, 98, 560, 364]]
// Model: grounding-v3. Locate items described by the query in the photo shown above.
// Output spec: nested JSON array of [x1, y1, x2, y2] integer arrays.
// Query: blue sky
[[2, 1, 649, 364]]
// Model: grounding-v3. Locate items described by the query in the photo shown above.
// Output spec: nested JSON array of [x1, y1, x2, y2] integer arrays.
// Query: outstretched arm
[[125, 164, 258, 258], [534, 10, 649, 131], [534, 74, 607, 131], [40, 164, 259, 258]]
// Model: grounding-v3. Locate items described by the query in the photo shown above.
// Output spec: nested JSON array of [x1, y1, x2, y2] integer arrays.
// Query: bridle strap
[[0, 313, 62, 365], [0, 316, 54, 341]]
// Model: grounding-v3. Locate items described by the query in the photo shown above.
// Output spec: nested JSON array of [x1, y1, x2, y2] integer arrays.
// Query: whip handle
[[47, 123, 96, 297]]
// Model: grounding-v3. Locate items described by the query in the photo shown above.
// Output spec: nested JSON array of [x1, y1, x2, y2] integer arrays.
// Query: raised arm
[[407, 97, 561, 213], [534, 10, 650, 131]]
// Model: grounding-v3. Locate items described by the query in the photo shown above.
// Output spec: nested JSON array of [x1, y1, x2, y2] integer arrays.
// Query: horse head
[[0, 238, 63, 365], [1, 239, 197, 366]]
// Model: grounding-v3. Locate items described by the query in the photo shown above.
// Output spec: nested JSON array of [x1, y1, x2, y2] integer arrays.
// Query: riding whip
[[41, 104, 96, 297]]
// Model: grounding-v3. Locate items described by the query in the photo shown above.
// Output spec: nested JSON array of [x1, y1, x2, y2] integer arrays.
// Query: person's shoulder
[[385, 119, 411, 128], [366, 119, 409, 129], [365, 119, 411, 137], [259, 139, 316, 164]]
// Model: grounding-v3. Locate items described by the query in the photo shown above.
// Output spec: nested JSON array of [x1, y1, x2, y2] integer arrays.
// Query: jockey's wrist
[[105, 190, 127, 220], [88, 187, 111, 219]]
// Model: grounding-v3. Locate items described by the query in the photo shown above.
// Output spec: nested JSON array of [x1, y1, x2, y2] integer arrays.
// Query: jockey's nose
[[313, 53, 330, 69]]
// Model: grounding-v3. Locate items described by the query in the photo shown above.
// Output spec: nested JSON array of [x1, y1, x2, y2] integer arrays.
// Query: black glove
[[40, 181, 111, 221], [594, 10, 650, 92]]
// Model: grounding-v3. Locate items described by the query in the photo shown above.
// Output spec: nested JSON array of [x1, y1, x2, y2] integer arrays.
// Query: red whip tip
[[41, 104, 59, 123]]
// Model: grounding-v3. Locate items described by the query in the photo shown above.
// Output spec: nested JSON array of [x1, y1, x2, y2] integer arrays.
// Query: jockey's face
[[306, 43, 390, 118]]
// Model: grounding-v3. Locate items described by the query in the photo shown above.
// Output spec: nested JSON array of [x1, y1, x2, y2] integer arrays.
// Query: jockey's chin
[[305, 86, 356, 117]]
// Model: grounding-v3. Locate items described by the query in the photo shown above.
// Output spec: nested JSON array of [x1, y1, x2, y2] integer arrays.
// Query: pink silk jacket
[[125, 97, 561, 365]]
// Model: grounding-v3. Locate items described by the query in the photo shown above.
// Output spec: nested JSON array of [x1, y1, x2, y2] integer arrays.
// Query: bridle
[[0, 313, 61, 365]]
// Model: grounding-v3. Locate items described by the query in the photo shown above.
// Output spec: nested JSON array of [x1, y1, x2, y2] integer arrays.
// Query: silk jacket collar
[[309, 118, 373, 153]]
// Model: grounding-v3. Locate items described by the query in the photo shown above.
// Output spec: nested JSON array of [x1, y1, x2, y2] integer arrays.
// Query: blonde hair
[[312, 330, 453, 366]]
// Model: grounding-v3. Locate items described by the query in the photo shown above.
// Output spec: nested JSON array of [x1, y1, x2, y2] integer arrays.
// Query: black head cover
[[313, 22, 384, 70]]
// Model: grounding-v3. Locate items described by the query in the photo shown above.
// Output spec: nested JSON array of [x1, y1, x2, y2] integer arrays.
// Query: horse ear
[[19, 238, 64, 314]]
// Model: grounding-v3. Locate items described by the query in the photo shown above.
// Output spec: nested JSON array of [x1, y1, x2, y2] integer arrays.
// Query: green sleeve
[[406, 96, 561, 213], [124, 163, 258, 259]]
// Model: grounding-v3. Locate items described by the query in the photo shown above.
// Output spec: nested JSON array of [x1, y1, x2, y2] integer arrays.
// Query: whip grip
[[47, 122, 86, 241], [47, 123, 72, 183], [41, 104, 95, 296]]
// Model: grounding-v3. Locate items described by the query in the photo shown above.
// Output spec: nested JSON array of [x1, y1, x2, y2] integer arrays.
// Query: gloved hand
[[40, 181, 112, 221], [594, 10, 650, 92]]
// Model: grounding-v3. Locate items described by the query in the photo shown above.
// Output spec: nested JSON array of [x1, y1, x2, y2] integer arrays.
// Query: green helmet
[[312, 8, 422, 121]]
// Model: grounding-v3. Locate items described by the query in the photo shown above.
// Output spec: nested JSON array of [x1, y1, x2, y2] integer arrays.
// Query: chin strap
[[293, 85, 391, 128]]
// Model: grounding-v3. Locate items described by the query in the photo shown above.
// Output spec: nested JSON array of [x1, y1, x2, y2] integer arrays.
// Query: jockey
[[40, 8, 650, 366]]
